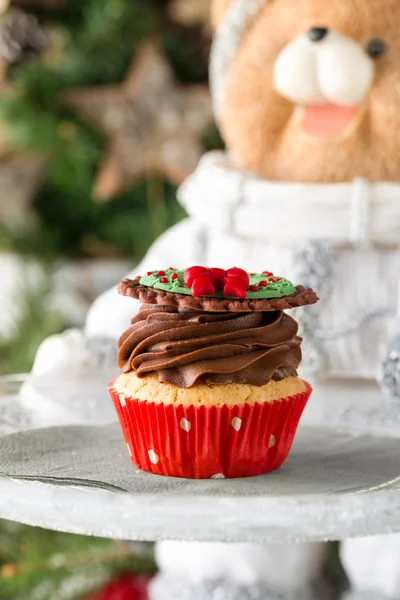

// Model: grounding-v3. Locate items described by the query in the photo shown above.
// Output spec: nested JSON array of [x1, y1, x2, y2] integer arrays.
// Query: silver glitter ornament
[[379, 334, 400, 402], [210, 0, 267, 117], [292, 241, 335, 376], [149, 575, 332, 600], [294, 241, 335, 295], [342, 593, 388, 600]]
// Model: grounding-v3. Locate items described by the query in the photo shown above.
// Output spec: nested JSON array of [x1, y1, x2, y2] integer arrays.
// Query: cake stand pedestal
[[0, 374, 399, 600]]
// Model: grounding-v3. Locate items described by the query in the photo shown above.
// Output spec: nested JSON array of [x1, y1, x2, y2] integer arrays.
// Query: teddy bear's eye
[[307, 27, 329, 42], [366, 39, 387, 59]]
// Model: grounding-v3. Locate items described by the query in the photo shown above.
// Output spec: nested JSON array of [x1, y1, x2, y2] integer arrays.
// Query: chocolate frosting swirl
[[118, 305, 302, 388]]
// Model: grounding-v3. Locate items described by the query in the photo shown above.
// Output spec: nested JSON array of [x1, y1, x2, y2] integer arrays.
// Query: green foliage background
[[0, 0, 214, 261], [0, 0, 221, 374], [0, 520, 156, 600]]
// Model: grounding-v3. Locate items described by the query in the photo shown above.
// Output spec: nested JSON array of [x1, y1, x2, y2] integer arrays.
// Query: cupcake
[[109, 266, 318, 479]]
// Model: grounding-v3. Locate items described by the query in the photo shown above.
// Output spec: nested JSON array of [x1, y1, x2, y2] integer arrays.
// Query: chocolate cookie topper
[[118, 266, 318, 312]]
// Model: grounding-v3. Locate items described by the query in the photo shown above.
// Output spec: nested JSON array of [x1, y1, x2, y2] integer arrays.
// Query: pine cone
[[0, 7, 47, 63]]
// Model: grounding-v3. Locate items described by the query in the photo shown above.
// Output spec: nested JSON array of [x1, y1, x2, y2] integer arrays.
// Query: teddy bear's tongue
[[303, 104, 359, 137]]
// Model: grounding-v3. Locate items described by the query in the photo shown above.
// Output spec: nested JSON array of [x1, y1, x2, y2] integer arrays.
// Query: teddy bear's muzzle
[[274, 30, 375, 137]]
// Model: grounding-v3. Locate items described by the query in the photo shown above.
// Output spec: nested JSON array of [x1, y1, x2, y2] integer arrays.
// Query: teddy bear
[[33, 0, 400, 598], [87, 0, 400, 394]]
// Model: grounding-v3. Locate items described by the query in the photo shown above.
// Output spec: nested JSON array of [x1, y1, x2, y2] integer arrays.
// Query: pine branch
[[0, 522, 156, 600]]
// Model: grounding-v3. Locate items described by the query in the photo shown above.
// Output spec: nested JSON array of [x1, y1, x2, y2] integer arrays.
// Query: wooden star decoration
[[168, 0, 212, 30], [65, 42, 213, 201]]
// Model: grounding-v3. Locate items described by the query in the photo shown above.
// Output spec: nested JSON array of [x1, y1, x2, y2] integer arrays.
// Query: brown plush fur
[[213, 0, 400, 183], [211, 0, 231, 28]]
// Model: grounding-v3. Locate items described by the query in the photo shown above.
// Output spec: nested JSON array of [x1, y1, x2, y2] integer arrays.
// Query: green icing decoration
[[139, 269, 297, 300]]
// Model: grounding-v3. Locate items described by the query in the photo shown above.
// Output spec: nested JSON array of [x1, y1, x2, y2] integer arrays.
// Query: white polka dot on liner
[[269, 435, 276, 449], [126, 443, 132, 457], [180, 418, 191, 432], [211, 473, 225, 479], [119, 394, 126, 408], [148, 450, 159, 465], [231, 417, 242, 432]]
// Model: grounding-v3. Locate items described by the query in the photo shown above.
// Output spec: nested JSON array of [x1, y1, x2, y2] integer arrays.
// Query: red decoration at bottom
[[109, 381, 311, 479], [85, 575, 151, 600]]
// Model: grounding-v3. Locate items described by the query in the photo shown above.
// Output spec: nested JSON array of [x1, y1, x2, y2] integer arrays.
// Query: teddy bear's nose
[[308, 27, 329, 42]]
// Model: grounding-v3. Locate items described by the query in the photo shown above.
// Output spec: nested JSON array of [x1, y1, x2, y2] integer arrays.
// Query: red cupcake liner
[[109, 380, 312, 479]]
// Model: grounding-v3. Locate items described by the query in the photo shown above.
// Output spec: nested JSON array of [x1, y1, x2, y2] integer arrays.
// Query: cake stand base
[[149, 573, 333, 600], [343, 595, 387, 600], [149, 540, 336, 600]]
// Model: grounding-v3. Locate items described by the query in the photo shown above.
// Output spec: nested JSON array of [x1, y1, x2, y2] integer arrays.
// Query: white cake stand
[[0, 374, 399, 599], [0, 373, 399, 543]]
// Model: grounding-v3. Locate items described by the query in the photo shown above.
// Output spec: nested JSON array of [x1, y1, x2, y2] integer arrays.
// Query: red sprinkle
[[263, 271, 273, 276], [157, 270, 166, 276], [249, 286, 259, 292], [258, 280, 268, 287], [147, 271, 153, 276], [160, 277, 168, 283], [168, 267, 175, 270], [275, 278, 283, 281], [171, 273, 178, 280]]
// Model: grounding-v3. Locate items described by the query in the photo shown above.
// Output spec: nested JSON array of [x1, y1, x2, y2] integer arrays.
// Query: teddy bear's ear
[[211, 0, 232, 29]]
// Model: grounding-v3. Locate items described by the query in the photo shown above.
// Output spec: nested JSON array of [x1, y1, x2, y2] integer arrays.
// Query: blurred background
[[0, 0, 221, 376], [0, 1, 219, 597]]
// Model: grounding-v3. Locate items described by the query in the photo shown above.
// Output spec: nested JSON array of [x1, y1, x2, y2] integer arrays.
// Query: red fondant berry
[[262, 271, 273, 277], [258, 280, 268, 287], [157, 270, 166, 276], [160, 277, 168, 283], [171, 273, 178, 280], [249, 286, 259, 292], [192, 276, 215, 297], [184, 266, 212, 287], [225, 267, 250, 287], [210, 268, 226, 289], [147, 271, 153, 276], [224, 278, 247, 299]]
